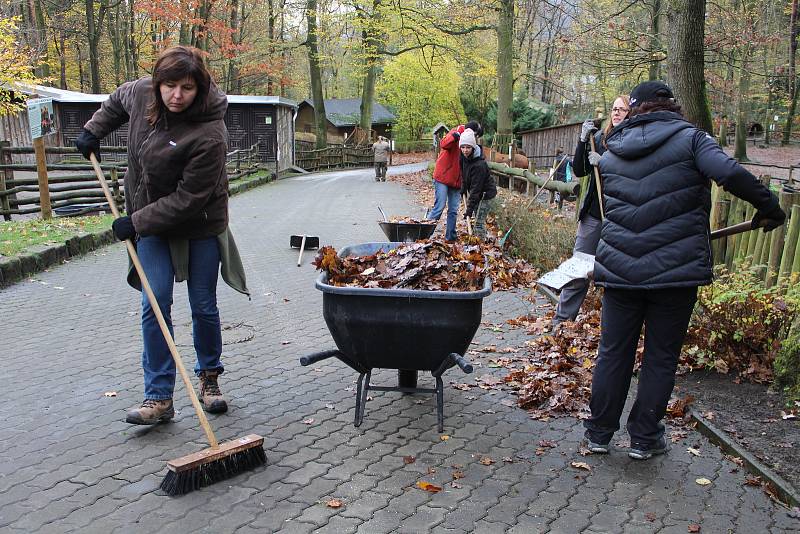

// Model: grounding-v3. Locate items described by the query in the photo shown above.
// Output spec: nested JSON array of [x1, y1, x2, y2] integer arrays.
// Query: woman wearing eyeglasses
[[552, 95, 630, 327]]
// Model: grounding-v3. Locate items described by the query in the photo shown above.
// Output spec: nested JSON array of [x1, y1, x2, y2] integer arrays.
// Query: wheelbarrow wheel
[[398, 369, 418, 389]]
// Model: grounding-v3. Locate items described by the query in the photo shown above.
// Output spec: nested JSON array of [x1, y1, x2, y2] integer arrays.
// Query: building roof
[[301, 98, 395, 127], [16, 84, 297, 108], [431, 122, 450, 134]]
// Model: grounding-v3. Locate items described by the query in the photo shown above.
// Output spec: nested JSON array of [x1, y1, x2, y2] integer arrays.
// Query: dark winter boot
[[198, 370, 228, 413], [125, 399, 174, 425]]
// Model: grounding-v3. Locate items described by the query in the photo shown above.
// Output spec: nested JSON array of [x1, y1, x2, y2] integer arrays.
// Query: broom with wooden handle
[[90, 153, 265, 495]]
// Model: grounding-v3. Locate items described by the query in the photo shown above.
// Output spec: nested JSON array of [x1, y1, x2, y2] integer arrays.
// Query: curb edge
[[689, 407, 799, 508]]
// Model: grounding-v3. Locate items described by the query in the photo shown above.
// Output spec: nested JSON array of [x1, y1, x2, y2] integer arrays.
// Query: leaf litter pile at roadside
[[313, 236, 538, 292]]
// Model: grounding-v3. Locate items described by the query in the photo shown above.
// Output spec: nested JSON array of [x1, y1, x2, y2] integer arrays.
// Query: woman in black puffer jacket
[[583, 81, 785, 461]]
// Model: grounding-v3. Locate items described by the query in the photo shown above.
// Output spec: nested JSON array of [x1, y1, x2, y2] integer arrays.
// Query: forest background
[[2, 0, 800, 153]]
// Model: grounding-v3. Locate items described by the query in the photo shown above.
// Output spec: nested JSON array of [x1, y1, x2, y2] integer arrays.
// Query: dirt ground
[[723, 141, 800, 184], [675, 373, 800, 494]]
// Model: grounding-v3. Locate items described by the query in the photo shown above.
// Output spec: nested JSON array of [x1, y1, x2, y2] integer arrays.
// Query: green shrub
[[491, 189, 576, 272], [775, 334, 800, 402], [683, 267, 800, 382]]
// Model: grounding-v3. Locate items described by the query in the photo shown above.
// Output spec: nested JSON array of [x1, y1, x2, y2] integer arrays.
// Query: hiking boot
[[628, 436, 670, 460], [583, 431, 609, 454], [125, 399, 174, 425], [199, 370, 228, 414]]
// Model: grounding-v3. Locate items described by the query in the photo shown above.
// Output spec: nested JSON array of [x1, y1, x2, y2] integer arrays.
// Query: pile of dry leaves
[[384, 216, 435, 224], [313, 237, 538, 292], [313, 240, 487, 291], [504, 307, 603, 420]]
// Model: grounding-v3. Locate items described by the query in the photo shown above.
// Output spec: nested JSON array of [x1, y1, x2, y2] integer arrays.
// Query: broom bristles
[[160, 444, 267, 496]]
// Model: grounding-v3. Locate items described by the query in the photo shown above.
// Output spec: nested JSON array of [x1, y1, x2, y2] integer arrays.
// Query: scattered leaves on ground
[[325, 498, 343, 508], [570, 461, 591, 471], [479, 457, 495, 465], [416, 481, 442, 493], [695, 478, 712, 486]]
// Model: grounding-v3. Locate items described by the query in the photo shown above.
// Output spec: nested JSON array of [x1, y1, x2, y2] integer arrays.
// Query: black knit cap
[[629, 81, 674, 108]]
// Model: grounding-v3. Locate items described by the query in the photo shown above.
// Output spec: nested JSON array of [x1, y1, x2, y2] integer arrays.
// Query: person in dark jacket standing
[[552, 95, 630, 327], [584, 81, 786, 459], [430, 120, 483, 240], [459, 128, 497, 239], [75, 46, 248, 425]]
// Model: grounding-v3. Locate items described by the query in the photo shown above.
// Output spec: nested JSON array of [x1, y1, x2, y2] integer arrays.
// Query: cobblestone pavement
[[2, 163, 798, 533]]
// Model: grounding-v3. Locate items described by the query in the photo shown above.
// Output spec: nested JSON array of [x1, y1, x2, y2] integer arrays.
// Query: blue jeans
[[137, 235, 223, 400], [429, 180, 461, 241]]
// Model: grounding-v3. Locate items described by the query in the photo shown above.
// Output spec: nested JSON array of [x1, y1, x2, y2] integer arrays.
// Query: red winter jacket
[[433, 125, 465, 188]]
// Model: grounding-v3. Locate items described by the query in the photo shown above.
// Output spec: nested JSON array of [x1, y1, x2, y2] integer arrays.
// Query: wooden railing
[[0, 142, 265, 220]]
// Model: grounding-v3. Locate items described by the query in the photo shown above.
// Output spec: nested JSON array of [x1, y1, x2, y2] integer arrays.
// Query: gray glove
[[580, 119, 598, 142], [588, 151, 602, 166]]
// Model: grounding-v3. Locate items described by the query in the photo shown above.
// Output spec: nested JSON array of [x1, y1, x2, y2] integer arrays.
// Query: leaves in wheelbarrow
[[313, 238, 537, 292]]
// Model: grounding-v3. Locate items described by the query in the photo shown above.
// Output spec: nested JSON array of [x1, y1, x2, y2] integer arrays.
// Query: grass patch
[[491, 189, 576, 272], [0, 215, 114, 257]]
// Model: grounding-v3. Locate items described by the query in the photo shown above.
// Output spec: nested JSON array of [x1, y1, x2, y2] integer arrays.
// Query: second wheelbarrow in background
[[300, 242, 492, 432]]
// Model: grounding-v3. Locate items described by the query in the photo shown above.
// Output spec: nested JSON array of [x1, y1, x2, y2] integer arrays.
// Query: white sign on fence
[[27, 97, 56, 139]]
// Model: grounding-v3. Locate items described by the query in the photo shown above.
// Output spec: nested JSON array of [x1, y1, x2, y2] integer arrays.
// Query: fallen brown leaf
[[403, 456, 416, 465], [688, 524, 701, 533], [645, 512, 656, 522], [302, 418, 315, 425], [326, 498, 343, 508], [416, 481, 442, 493], [479, 457, 495, 466], [452, 471, 465, 480], [570, 461, 591, 471]]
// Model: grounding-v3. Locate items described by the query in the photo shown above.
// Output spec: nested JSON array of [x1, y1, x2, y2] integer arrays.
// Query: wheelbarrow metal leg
[[436, 376, 444, 433], [355, 370, 371, 427]]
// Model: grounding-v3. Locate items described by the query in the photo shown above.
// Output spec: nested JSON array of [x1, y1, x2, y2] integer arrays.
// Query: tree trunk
[[665, 0, 713, 133], [496, 0, 514, 135], [359, 0, 382, 138], [734, 47, 752, 161], [307, 0, 328, 149], [32, 0, 49, 78], [783, 0, 798, 145], [86, 0, 101, 93], [648, 0, 661, 81], [226, 0, 241, 92]]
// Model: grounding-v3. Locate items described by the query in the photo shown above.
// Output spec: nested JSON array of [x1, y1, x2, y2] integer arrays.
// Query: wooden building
[[296, 98, 395, 144], [3, 85, 298, 170], [519, 121, 582, 168]]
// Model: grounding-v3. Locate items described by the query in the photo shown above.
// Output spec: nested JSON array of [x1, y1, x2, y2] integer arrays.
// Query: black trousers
[[584, 286, 697, 447]]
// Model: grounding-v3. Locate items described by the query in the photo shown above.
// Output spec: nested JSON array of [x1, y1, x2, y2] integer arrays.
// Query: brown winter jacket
[[84, 77, 229, 239]]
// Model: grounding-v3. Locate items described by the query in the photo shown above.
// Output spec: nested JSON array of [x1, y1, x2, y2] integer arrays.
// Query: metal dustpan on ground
[[537, 252, 595, 291], [291, 234, 320, 266]]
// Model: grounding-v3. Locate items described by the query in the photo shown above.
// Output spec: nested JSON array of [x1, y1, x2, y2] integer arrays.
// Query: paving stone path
[[2, 163, 798, 533]]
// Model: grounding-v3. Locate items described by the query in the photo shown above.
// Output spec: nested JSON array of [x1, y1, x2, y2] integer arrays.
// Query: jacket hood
[[605, 111, 692, 160]]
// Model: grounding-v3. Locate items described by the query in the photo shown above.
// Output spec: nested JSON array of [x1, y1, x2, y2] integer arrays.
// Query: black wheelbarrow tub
[[302, 242, 491, 431], [315, 242, 491, 373], [378, 221, 437, 242]]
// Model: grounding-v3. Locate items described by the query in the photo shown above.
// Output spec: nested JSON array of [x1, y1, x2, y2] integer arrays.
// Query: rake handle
[[461, 195, 472, 235], [588, 135, 605, 220], [90, 153, 219, 449], [297, 235, 307, 266]]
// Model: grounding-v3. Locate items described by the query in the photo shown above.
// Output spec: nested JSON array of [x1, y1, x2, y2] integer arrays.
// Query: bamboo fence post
[[735, 204, 754, 268], [752, 229, 766, 275], [792, 231, 800, 284], [765, 190, 791, 287], [742, 204, 757, 261], [778, 204, 800, 285], [725, 196, 742, 269], [711, 198, 730, 265]]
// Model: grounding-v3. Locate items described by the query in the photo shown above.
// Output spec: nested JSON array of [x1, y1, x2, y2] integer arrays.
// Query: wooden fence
[[710, 179, 800, 287], [0, 142, 263, 220], [295, 144, 374, 172]]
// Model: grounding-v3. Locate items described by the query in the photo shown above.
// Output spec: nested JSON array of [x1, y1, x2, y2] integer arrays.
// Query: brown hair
[[146, 46, 212, 125], [629, 99, 683, 117]]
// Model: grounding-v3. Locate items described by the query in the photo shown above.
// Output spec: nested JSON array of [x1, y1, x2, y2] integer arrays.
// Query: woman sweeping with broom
[[75, 46, 263, 494]]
